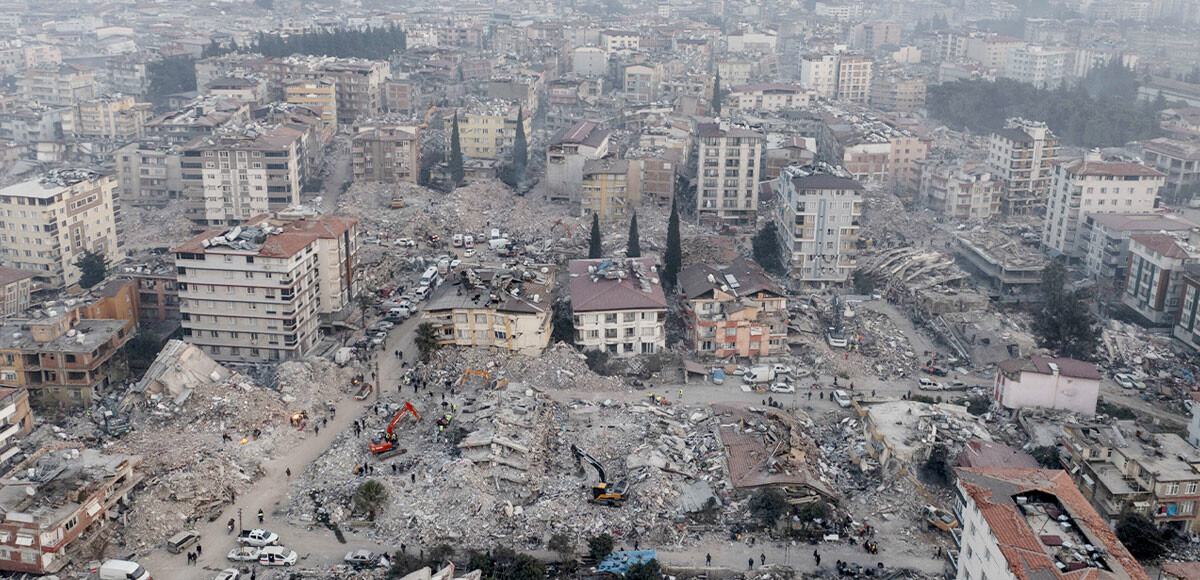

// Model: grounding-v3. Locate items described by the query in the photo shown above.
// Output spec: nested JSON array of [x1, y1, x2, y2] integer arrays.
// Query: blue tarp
[[597, 550, 658, 575]]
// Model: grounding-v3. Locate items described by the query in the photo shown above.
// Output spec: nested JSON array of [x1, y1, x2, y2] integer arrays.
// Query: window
[[605, 313, 617, 324], [1168, 483, 1181, 495], [725, 328, 736, 336], [604, 328, 618, 339], [474, 314, 487, 324]]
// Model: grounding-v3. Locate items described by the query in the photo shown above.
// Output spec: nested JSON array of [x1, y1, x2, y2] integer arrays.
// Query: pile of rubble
[[428, 343, 630, 392], [1100, 319, 1178, 369], [121, 199, 196, 250]]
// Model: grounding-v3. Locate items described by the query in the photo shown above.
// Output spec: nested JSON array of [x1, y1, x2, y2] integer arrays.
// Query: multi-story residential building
[[0, 169, 123, 291], [145, 98, 251, 146], [678, 258, 788, 358], [727, 30, 778, 52], [600, 30, 640, 52], [919, 165, 1004, 220], [106, 55, 151, 99], [1080, 213, 1195, 287], [447, 101, 531, 161], [285, 78, 338, 131], [132, 267, 181, 324], [282, 57, 389, 123], [1173, 266, 1200, 351], [422, 265, 553, 356], [953, 467, 1151, 580], [771, 166, 863, 286], [727, 84, 813, 111], [625, 147, 681, 208], [1123, 231, 1200, 325], [1002, 45, 1073, 89], [0, 447, 141, 575], [716, 61, 754, 87], [696, 121, 763, 225], [994, 355, 1102, 415], [115, 141, 184, 207], [351, 125, 420, 184], [765, 135, 816, 180], [547, 121, 610, 204], [1043, 157, 1165, 259], [180, 125, 305, 226], [964, 35, 1026, 71], [74, 95, 152, 141], [384, 77, 418, 114], [1059, 420, 1200, 533], [0, 309, 134, 408], [581, 158, 633, 220], [1142, 137, 1200, 202], [488, 75, 542, 116], [869, 76, 925, 113], [888, 133, 930, 192], [623, 64, 663, 103], [207, 76, 270, 104], [987, 118, 1060, 215], [571, 47, 608, 76], [836, 55, 873, 104], [568, 258, 666, 357], [800, 53, 840, 99], [0, 267, 36, 318], [851, 21, 901, 50], [173, 212, 360, 362], [19, 64, 95, 107], [0, 386, 32, 464]]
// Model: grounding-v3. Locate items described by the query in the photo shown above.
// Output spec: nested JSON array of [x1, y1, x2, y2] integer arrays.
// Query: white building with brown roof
[[994, 356, 1102, 416], [1043, 156, 1165, 259], [422, 265, 554, 357], [569, 258, 666, 357]]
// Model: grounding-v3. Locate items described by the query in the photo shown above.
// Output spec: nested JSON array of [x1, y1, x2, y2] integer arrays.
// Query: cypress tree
[[512, 108, 528, 179], [663, 198, 682, 289], [626, 213, 641, 257], [588, 213, 603, 259], [449, 113, 464, 187], [712, 71, 722, 114]]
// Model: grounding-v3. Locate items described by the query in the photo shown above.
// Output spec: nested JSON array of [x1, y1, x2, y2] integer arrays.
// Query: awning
[[683, 360, 706, 375]]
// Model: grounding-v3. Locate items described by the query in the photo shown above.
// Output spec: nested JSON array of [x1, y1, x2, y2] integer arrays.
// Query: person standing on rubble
[[706, 554, 711, 566], [258, 509, 265, 523], [748, 558, 754, 570], [760, 553, 766, 566]]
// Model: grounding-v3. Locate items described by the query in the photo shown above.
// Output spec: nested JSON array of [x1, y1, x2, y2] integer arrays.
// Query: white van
[[488, 238, 509, 251], [918, 377, 943, 390], [832, 390, 852, 408], [452, 234, 464, 247], [419, 266, 438, 287], [99, 559, 152, 580]]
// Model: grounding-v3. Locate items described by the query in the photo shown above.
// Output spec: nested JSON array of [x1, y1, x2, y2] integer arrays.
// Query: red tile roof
[[1130, 233, 1193, 260], [568, 258, 667, 312], [1061, 160, 1164, 178]]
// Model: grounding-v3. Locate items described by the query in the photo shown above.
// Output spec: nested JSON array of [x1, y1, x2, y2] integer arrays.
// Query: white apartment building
[[422, 265, 554, 357], [600, 30, 639, 52], [1002, 45, 1073, 89], [181, 125, 305, 227], [727, 84, 814, 111], [173, 212, 359, 362], [571, 47, 607, 77], [987, 118, 1060, 215], [696, 122, 763, 225], [919, 165, 1004, 220], [800, 54, 839, 99], [1079, 213, 1195, 287], [964, 35, 1025, 71], [836, 56, 873, 104], [116, 141, 183, 207], [1043, 156, 1165, 259], [568, 258, 667, 357], [0, 169, 123, 290], [772, 166, 864, 286]]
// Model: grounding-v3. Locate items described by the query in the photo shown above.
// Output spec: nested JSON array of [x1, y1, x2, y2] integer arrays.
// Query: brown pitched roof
[[1130, 233, 1192, 259], [568, 259, 667, 313], [0, 267, 36, 287], [173, 214, 357, 259], [1061, 160, 1164, 178], [679, 257, 784, 300], [999, 356, 1102, 380]]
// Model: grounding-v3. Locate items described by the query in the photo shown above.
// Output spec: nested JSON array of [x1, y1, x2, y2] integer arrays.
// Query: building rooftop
[[0, 267, 37, 287], [1060, 160, 1164, 178], [697, 121, 761, 139], [1129, 233, 1200, 260], [678, 257, 784, 301], [958, 467, 1150, 580], [550, 121, 609, 148], [0, 169, 106, 200], [568, 258, 667, 313], [0, 447, 139, 527], [1085, 213, 1195, 232], [173, 213, 358, 259], [957, 440, 1040, 469], [425, 266, 552, 316], [582, 157, 629, 176], [997, 356, 1102, 380]]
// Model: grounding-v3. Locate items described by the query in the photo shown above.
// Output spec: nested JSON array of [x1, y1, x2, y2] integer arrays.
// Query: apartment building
[[384, 77, 418, 114], [180, 125, 305, 226], [19, 64, 95, 106], [74, 95, 152, 141], [727, 84, 814, 111], [994, 356, 1101, 415], [447, 102, 531, 161], [173, 213, 359, 363], [208, 76, 270, 104], [869, 76, 926, 113], [765, 136, 816, 180], [422, 265, 553, 356], [145, 98, 250, 146], [625, 147, 680, 207], [351, 125, 420, 184], [133, 268, 181, 324], [281, 58, 389, 123], [716, 61, 755, 88], [953, 467, 1150, 580], [0, 448, 141, 575], [0, 308, 134, 409], [772, 166, 864, 286], [0, 267, 36, 318], [115, 141, 184, 207], [600, 30, 640, 52], [678, 258, 788, 358], [624, 64, 663, 104], [1080, 213, 1194, 287], [1002, 45, 1073, 89], [919, 165, 1004, 220], [1124, 231, 1200, 325], [581, 158, 634, 220], [1060, 421, 1200, 533], [285, 79, 338, 131], [696, 121, 763, 225], [851, 21, 901, 50], [836, 55, 873, 104], [1173, 266, 1200, 351], [0, 169, 122, 291], [964, 35, 1025, 71], [1043, 157, 1165, 259], [987, 118, 1060, 215], [571, 47, 607, 76], [547, 121, 610, 204], [1142, 137, 1200, 201], [800, 54, 839, 100], [0, 386, 32, 464], [569, 258, 667, 357]]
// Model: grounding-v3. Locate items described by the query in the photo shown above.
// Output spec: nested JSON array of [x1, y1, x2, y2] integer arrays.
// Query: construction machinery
[[390, 189, 405, 208], [571, 444, 629, 506], [370, 402, 420, 459], [458, 368, 490, 388], [551, 219, 574, 239]]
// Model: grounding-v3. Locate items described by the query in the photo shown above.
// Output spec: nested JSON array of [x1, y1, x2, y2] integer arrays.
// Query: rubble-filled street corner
[[5, 1, 1200, 580]]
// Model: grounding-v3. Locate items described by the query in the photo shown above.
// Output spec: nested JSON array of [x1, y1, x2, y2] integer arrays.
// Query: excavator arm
[[571, 444, 607, 484]]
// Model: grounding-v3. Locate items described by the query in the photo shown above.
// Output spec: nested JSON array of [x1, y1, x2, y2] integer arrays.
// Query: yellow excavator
[[571, 444, 629, 506]]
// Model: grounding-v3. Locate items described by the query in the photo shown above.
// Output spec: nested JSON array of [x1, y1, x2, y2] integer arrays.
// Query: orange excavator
[[369, 402, 420, 459], [551, 219, 574, 239]]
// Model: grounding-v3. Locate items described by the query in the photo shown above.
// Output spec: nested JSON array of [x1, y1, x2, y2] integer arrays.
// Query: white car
[[214, 569, 241, 580], [832, 389, 853, 408], [918, 377, 943, 391], [227, 546, 261, 562], [1114, 373, 1145, 390], [395, 238, 416, 248], [345, 549, 378, 567], [363, 236, 381, 245], [769, 383, 795, 394], [464, 248, 476, 257], [259, 546, 298, 566]]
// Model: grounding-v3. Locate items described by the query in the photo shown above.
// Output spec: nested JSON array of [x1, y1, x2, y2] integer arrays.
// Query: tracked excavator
[[369, 402, 420, 459], [571, 444, 629, 506]]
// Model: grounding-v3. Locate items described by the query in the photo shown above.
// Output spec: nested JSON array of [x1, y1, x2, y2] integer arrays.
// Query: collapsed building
[[860, 401, 992, 478], [713, 403, 836, 503], [423, 265, 555, 357]]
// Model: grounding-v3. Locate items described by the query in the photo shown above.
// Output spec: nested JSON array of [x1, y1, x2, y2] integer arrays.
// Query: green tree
[[353, 479, 388, 520], [550, 299, 576, 344], [794, 501, 831, 528], [626, 213, 641, 257], [588, 213, 603, 259], [414, 322, 441, 361], [548, 533, 575, 561], [469, 546, 545, 580], [123, 332, 162, 367], [852, 269, 876, 295], [625, 559, 662, 580], [711, 71, 722, 114], [1031, 259, 1100, 360], [449, 113, 465, 186], [751, 222, 786, 275], [74, 250, 109, 289], [1030, 445, 1062, 469], [1116, 512, 1166, 560], [147, 55, 197, 106], [662, 198, 682, 289], [748, 488, 787, 528], [588, 534, 615, 560]]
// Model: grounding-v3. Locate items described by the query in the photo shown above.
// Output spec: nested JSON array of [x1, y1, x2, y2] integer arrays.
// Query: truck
[[236, 529, 280, 547], [334, 347, 354, 366], [99, 559, 152, 580], [741, 366, 776, 384], [488, 237, 509, 251]]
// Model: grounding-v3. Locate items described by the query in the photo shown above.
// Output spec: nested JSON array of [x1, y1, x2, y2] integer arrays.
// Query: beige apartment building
[[448, 102, 531, 161], [351, 125, 420, 184], [696, 121, 763, 225], [422, 265, 554, 357], [569, 258, 667, 357], [836, 55, 873, 104], [115, 141, 183, 207], [180, 125, 305, 226], [0, 267, 35, 318], [285, 78, 338, 131], [19, 64, 95, 107], [581, 158, 634, 220], [869, 76, 926, 113], [1043, 156, 1165, 259], [919, 164, 1004, 220], [771, 166, 864, 286], [173, 212, 360, 363], [987, 118, 1060, 215], [0, 169, 122, 290], [75, 95, 152, 141], [727, 84, 814, 111]]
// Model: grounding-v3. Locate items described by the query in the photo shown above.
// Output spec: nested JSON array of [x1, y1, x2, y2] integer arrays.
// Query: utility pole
[[237, 507, 243, 533]]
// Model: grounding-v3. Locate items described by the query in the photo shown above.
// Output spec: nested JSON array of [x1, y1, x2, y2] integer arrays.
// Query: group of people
[[184, 545, 202, 565]]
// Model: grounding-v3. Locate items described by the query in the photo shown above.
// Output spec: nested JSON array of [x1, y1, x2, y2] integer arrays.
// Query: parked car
[[259, 546, 298, 566], [362, 236, 381, 244], [832, 390, 853, 408], [1114, 373, 1145, 390], [769, 383, 795, 394], [395, 238, 416, 248], [236, 529, 279, 547], [214, 569, 241, 580], [464, 248, 476, 257], [770, 364, 794, 376], [228, 546, 262, 562], [918, 377, 943, 390], [166, 530, 200, 554], [345, 550, 378, 567]]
